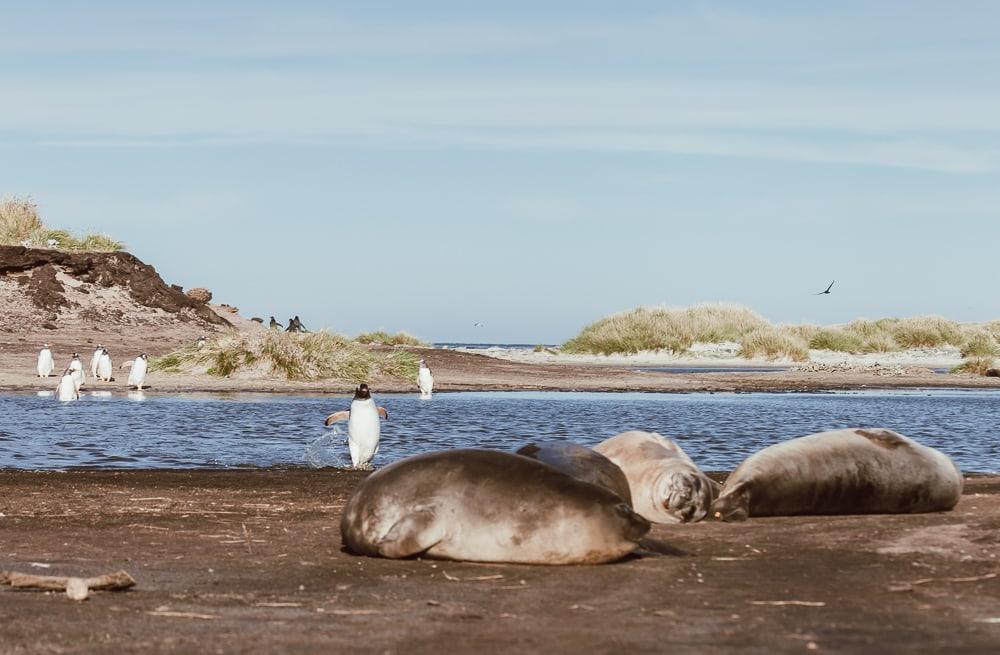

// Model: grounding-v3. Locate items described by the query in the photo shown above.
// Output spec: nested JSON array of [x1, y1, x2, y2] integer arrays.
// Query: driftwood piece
[[1, 569, 136, 592]]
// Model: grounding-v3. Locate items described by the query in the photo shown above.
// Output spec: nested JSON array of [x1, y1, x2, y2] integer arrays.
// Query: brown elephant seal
[[516, 442, 633, 505], [711, 428, 963, 521], [594, 431, 719, 524], [340, 449, 650, 565]]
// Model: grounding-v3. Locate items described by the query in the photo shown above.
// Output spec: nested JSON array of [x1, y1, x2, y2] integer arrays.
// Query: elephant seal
[[711, 428, 963, 521], [594, 431, 718, 524], [341, 449, 650, 565], [516, 442, 633, 505]]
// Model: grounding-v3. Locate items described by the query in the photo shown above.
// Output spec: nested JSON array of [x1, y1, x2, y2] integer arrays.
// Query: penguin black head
[[354, 384, 371, 400], [102, 348, 109, 355], [140, 353, 148, 360]]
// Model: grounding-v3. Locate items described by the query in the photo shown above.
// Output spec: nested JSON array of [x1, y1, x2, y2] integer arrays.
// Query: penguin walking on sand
[[56, 368, 79, 401], [90, 345, 103, 378], [126, 354, 149, 390], [96, 348, 113, 382], [37, 344, 54, 377], [68, 353, 85, 391], [324, 384, 389, 469], [417, 358, 434, 398]]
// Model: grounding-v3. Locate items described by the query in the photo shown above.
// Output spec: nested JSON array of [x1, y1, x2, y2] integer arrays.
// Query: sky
[[2, 1, 999, 343]]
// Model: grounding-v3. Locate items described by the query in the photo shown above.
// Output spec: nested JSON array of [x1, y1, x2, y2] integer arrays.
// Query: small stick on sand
[[1, 569, 136, 601], [889, 571, 997, 592], [750, 600, 826, 607]]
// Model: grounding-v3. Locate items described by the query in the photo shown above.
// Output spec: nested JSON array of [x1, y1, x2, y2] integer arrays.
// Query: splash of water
[[305, 424, 351, 469]]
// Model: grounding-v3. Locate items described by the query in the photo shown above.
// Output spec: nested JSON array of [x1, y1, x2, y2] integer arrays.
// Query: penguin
[[90, 345, 103, 378], [417, 358, 434, 398], [37, 344, 54, 378], [293, 316, 308, 333], [68, 353, 85, 391], [127, 353, 149, 390], [269, 316, 281, 330], [56, 368, 79, 401], [197, 336, 207, 349], [96, 348, 113, 382], [323, 384, 389, 469], [285, 318, 296, 332]]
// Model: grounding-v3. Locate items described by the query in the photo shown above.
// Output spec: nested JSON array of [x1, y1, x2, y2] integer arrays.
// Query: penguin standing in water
[[90, 345, 103, 378], [417, 358, 434, 398], [124, 353, 149, 389], [96, 348, 113, 382], [324, 384, 389, 469], [68, 353, 85, 391], [56, 368, 79, 401], [37, 344, 54, 377]]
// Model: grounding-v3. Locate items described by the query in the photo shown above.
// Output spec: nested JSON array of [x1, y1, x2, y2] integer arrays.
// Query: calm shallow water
[[0, 390, 997, 472]]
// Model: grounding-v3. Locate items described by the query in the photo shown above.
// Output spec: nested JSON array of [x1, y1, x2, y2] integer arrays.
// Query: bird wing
[[324, 410, 350, 426], [825, 280, 835, 292], [120, 360, 134, 370], [377, 407, 389, 420]]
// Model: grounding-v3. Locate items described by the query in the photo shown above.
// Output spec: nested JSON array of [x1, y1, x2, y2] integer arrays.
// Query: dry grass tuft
[[562, 303, 768, 355], [960, 331, 999, 358], [738, 327, 810, 361], [151, 330, 418, 382], [0, 195, 123, 252], [354, 331, 427, 347], [952, 356, 996, 376]]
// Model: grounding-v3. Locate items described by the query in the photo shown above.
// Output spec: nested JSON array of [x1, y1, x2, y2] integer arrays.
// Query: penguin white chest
[[56, 374, 78, 401], [418, 368, 434, 396], [97, 354, 113, 381], [129, 358, 148, 388], [37, 350, 54, 377], [347, 399, 381, 468]]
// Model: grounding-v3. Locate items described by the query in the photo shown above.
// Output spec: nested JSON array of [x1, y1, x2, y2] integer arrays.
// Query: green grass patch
[[354, 330, 427, 347], [952, 356, 996, 376], [738, 328, 809, 362]]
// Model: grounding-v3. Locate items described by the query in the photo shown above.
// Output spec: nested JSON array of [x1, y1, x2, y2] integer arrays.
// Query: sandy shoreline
[[2, 469, 998, 654]]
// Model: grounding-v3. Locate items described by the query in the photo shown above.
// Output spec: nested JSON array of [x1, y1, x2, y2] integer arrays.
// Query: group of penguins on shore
[[36, 344, 148, 401]]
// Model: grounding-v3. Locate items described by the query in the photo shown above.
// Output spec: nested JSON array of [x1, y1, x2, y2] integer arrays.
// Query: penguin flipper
[[377, 407, 389, 420], [324, 410, 350, 426]]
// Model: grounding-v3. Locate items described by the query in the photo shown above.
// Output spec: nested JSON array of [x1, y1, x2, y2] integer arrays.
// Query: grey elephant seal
[[594, 431, 718, 524], [516, 442, 633, 505], [341, 449, 650, 565], [711, 428, 963, 521]]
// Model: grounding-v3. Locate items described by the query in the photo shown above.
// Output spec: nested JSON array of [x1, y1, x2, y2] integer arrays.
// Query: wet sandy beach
[[2, 470, 998, 654]]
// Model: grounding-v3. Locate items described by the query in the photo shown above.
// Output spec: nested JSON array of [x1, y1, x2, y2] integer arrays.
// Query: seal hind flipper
[[376, 509, 444, 558], [515, 443, 542, 457]]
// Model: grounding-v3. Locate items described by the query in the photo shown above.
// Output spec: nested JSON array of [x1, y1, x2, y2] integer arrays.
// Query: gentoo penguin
[[285, 318, 296, 332], [56, 368, 79, 401], [37, 344, 54, 377], [127, 353, 149, 390], [196, 336, 207, 349], [96, 348, 113, 382], [90, 345, 103, 378], [293, 316, 308, 332], [68, 353, 85, 391], [324, 384, 389, 469], [417, 358, 434, 398], [269, 316, 280, 330]]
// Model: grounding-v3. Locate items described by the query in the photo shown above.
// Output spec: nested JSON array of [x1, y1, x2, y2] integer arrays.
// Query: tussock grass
[[952, 356, 996, 376], [738, 327, 809, 362], [808, 328, 865, 354], [960, 331, 998, 358], [354, 330, 427, 347], [151, 330, 418, 382], [889, 316, 963, 349], [563, 303, 768, 355], [0, 195, 123, 252]]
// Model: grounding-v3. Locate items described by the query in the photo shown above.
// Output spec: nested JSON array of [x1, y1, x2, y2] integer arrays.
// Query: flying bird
[[814, 280, 835, 295], [473, 322, 485, 328]]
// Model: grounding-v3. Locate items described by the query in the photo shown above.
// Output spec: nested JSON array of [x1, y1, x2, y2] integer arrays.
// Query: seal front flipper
[[375, 509, 445, 558]]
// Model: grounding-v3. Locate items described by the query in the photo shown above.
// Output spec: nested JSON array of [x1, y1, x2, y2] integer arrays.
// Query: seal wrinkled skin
[[711, 428, 963, 521], [515, 442, 633, 506], [340, 449, 650, 565], [594, 431, 719, 524]]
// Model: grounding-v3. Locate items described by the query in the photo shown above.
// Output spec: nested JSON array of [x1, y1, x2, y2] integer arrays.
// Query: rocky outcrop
[[0, 246, 229, 327], [186, 288, 213, 304]]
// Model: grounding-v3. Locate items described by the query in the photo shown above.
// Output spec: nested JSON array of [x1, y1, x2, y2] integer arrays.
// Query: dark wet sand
[[2, 470, 998, 654]]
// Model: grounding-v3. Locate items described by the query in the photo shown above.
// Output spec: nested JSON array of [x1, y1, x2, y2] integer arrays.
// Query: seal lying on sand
[[516, 442, 633, 505], [341, 449, 650, 564], [711, 428, 963, 522], [594, 431, 718, 524]]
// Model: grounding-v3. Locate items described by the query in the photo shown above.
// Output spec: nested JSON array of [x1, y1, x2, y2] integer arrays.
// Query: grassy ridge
[[354, 330, 426, 347], [152, 330, 419, 382], [563, 303, 999, 363], [0, 196, 123, 252]]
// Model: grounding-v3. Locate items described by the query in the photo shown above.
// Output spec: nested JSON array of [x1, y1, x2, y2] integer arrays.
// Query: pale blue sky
[[2, 1, 999, 342]]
